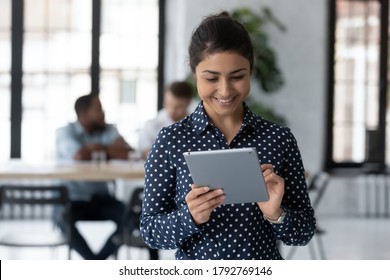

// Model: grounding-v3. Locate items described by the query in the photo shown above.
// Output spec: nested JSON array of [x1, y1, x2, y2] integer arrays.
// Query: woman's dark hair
[[188, 11, 254, 73]]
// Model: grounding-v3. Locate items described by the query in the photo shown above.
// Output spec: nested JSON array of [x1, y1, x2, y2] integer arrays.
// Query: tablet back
[[183, 148, 269, 205]]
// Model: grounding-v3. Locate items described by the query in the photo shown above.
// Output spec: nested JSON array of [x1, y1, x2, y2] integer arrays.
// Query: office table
[[0, 160, 146, 259], [0, 160, 145, 181]]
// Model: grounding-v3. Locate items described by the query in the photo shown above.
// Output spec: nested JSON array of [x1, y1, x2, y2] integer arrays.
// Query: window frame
[[9, 0, 165, 159], [325, 0, 388, 172]]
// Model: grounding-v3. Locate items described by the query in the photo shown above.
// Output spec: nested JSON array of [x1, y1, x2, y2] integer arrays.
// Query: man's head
[[163, 81, 193, 122], [75, 94, 105, 132]]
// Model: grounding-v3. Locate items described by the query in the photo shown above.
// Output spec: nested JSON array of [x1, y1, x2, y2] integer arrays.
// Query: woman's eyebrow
[[201, 68, 248, 75]]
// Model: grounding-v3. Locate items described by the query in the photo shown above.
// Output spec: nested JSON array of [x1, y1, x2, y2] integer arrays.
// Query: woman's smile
[[212, 96, 237, 105], [195, 52, 251, 120]]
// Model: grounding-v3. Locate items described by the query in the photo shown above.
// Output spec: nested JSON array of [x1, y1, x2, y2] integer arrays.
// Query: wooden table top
[[0, 160, 145, 181]]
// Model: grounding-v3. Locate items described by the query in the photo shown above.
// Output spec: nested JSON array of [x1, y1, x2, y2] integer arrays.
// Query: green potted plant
[[232, 7, 287, 125]]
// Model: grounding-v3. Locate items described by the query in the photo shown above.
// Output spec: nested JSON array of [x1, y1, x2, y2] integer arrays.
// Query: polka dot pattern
[[140, 101, 316, 260]]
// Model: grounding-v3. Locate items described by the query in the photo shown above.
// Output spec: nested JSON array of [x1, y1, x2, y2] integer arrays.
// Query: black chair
[[0, 185, 72, 259], [118, 187, 159, 259], [285, 171, 329, 260]]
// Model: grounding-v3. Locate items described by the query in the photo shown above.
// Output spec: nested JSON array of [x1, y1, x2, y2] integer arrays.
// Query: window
[[100, 0, 159, 146], [327, 0, 388, 170], [22, 0, 92, 161], [0, 0, 11, 162], [3, 0, 162, 161]]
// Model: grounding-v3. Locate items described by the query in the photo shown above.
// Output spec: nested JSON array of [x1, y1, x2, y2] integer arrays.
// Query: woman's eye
[[206, 77, 218, 82], [232, 75, 244, 80]]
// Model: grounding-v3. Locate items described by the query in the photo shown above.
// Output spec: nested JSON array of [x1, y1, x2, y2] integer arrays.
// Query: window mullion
[[10, 0, 23, 158], [377, 0, 388, 168], [92, 0, 101, 95]]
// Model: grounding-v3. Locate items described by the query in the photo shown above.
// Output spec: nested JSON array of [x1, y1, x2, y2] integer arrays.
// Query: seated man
[[138, 81, 193, 159], [56, 94, 131, 259]]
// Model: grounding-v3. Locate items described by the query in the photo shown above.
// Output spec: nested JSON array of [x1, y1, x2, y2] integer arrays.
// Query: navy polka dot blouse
[[140, 101, 316, 260]]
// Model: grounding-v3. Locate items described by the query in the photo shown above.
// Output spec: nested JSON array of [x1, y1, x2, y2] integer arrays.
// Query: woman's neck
[[207, 109, 244, 145]]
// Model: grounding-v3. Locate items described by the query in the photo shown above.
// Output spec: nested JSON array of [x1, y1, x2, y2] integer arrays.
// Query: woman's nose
[[219, 79, 232, 96]]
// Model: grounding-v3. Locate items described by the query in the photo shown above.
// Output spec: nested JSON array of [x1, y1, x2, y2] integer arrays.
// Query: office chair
[[285, 171, 329, 260], [117, 187, 159, 259], [0, 185, 72, 259]]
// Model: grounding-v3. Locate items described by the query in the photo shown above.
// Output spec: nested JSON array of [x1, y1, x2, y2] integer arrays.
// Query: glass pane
[[22, 73, 89, 161], [101, 0, 159, 149], [22, 0, 92, 161], [333, 0, 381, 163], [0, 0, 11, 162], [387, 4, 390, 166], [0, 33, 11, 71], [333, 124, 365, 163], [0, 0, 11, 29], [0, 121, 10, 162], [0, 74, 11, 162], [48, 0, 70, 31], [23, 33, 47, 72], [24, 0, 46, 31], [71, 1, 92, 32], [100, 71, 157, 148]]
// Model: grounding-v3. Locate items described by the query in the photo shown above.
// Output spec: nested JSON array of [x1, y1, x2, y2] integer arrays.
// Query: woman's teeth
[[216, 98, 233, 103]]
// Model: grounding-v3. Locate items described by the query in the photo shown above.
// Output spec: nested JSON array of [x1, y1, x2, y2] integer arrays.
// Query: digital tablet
[[183, 148, 269, 205]]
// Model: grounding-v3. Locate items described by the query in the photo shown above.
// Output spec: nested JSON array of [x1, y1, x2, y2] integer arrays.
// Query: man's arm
[[105, 136, 133, 160], [74, 143, 105, 160], [76, 137, 132, 160]]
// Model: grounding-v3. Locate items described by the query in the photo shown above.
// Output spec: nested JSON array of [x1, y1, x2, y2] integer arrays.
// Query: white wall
[[165, 0, 328, 175]]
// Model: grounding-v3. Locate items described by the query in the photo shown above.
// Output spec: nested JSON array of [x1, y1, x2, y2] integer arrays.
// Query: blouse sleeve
[[269, 128, 317, 246], [140, 128, 200, 249]]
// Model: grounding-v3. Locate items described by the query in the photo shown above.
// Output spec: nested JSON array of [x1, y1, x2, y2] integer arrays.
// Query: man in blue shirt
[[56, 94, 131, 259], [138, 81, 193, 160]]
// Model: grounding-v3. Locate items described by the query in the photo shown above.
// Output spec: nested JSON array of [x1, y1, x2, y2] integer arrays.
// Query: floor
[[280, 217, 390, 260], [1, 216, 389, 260]]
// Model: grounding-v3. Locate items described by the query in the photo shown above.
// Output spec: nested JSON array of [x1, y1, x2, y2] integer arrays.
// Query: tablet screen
[[183, 148, 269, 204]]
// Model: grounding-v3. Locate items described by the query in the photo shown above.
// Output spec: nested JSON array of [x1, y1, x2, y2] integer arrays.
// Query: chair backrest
[[125, 187, 147, 247], [307, 172, 330, 209], [0, 185, 69, 220], [0, 185, 72, 259], [128, 187, 143, 215]]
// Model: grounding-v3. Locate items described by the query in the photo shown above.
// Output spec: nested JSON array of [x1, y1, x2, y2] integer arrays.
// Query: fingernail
[[203, 186, 209, 192]]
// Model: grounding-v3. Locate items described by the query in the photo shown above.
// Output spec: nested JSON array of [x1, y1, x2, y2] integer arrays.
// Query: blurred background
[[1, 0, 390, 259]]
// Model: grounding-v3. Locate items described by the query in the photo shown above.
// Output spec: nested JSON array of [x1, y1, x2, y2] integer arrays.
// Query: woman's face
[[195, 51, 251, 120]]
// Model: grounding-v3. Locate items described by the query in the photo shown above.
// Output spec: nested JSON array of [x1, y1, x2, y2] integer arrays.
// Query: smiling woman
[[195, 52, 251, 142], [140, 11, 316, 260]]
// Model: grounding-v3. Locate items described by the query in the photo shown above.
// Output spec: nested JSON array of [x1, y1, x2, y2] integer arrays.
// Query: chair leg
[[285, 234, 326, 260], [149, 248, 159, 260], [113, 245, 120, 260], [316, 233, 326, 260], [126, 248, 130, 259], [308, 241, 317, 260], [307, 232, 327, 260]]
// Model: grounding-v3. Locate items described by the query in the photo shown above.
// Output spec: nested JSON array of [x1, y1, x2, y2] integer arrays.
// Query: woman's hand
[[185, 184, 225, 225], [257, 164, 285, 220]]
